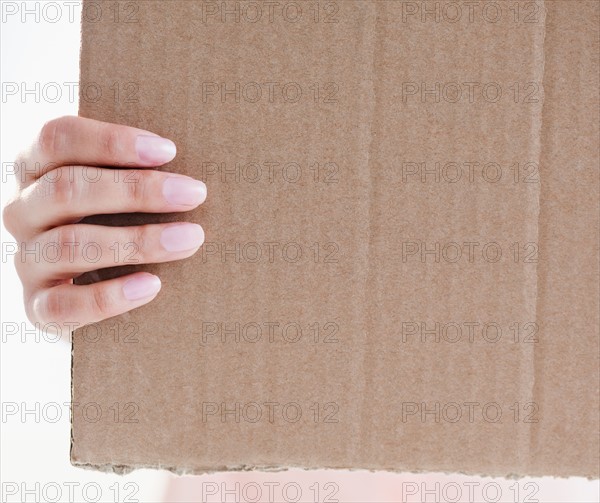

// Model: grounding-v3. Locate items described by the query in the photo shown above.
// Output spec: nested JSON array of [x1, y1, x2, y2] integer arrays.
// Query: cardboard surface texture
[[73, 0, 599, 477]]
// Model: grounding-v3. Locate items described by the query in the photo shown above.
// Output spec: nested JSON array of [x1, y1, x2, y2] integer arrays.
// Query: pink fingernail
[[160, 223, 204, 252], [135, 135, 176, 164], [123, 274, 161, 301], [163, 177, 207, 206]]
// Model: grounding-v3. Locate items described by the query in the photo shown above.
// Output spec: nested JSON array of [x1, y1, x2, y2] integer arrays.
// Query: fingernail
[[163, 177, 207, 206], [136, 135, 176, 164], [123, 274, 161, 301], [160, 223, 204, 252]]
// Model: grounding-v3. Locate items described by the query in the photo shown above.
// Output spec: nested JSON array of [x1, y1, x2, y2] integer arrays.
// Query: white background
[[1, 2, 598, 502]]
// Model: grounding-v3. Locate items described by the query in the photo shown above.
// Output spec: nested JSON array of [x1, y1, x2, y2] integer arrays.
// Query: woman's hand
[[3, 116, 206, 329]]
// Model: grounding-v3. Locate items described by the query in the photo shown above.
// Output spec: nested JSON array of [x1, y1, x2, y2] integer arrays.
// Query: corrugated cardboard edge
[[71, 459, 592, 481]]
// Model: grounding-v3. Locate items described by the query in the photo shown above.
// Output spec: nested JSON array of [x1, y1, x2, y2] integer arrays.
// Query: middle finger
[[16, 166, 206, 235]]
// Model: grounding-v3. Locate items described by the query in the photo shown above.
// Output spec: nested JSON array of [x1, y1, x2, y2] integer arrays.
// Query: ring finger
[[19, 222, 204, 286]]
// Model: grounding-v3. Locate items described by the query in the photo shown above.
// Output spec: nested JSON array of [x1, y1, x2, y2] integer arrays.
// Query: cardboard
[[72, 0, 599, 477]]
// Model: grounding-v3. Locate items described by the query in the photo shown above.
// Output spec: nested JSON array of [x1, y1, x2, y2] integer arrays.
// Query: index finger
[[22, 116, 177, 180]]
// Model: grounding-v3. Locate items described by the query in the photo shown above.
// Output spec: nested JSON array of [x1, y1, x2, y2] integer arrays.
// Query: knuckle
[[100, 126, 123, 162], [24, 293, 39, 325], [38, 116, 76, 158], [13, 254, 29, 286], [128, 226, 147, 262], [13, 249, 29, 277], [43, 167, 81, 206], [52, 225, 82, 264], [90, 285, 113, 318], [6, 154, 25, 186], [33, 289, 74, 324], [2, 197, 19, 236], [124, 170, 146, 206]]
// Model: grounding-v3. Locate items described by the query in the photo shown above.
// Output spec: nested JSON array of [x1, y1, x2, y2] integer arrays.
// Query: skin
[[3, 115, 206, 330]]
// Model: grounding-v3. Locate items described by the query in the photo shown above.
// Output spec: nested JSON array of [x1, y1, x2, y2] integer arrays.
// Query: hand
[[3, 116, 206, 329]]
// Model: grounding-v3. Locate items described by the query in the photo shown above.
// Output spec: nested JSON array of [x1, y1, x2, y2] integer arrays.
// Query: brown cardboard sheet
[[73, 0, 599, 477]]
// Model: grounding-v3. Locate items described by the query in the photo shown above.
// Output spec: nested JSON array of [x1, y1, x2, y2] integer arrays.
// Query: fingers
[[17, 222, 205, 286], [10, 166, 206, 235], [4, 116, 205, 330], [21, 116, 176, 181], [27, 272, 162, 326]]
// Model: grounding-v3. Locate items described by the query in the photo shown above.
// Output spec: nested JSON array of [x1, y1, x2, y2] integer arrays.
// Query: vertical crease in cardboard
[[356, 1, 380, 463], [527, 0, 547, 471]]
